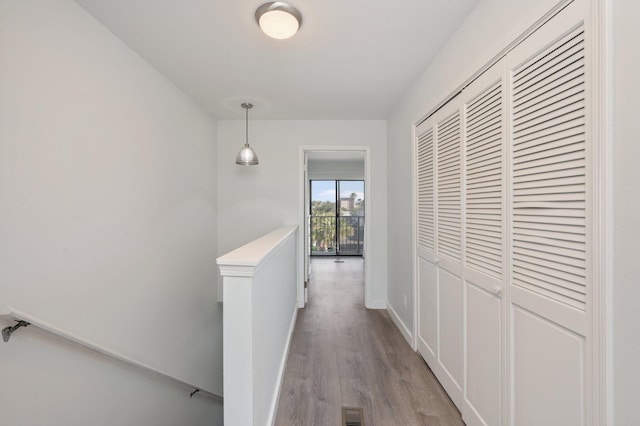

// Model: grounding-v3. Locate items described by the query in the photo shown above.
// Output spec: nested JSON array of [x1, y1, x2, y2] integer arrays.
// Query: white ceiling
[[74, 0, 479, 120]]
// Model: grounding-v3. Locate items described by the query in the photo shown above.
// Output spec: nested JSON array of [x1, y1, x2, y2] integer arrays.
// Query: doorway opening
[[310, 180, 364, 256], [298, 147, 372, 308]]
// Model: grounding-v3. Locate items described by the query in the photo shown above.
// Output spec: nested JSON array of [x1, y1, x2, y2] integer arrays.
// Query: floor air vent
[[342, 407, 364, 426], [334, 260, 345, 263]]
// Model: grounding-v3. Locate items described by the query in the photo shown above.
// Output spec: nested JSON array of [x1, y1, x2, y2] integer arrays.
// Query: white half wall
[[217, 120, 387, 306], [0, 0, 222, 424], [386, 0, 564, 346], [218, 226, 298, 426]]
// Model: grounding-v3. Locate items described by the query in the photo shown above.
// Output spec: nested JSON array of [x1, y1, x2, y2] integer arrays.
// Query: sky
[[311, 180, 364, 202]]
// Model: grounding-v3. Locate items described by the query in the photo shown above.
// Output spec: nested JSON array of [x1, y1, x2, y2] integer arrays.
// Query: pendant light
[[236, 103, 259, 166]]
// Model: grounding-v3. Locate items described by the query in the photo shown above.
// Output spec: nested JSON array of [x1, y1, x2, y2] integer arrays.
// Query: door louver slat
[[465, 80, 503, 279], [437, 112, 462, 262], [512, 25, 587, 310]]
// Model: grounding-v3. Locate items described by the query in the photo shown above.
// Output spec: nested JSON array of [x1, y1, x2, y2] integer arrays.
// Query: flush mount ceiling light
[[255, 2, 302, 40], [236, 103, 259, 166]]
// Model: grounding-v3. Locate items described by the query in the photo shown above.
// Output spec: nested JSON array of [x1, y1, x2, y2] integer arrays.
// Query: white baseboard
[[366, 299, 387, 309], [387, 302, 413, 347], [267, 305, 298, 426]]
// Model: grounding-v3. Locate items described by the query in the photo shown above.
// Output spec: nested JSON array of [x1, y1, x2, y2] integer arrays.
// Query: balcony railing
[[310, 216, 364, 255]]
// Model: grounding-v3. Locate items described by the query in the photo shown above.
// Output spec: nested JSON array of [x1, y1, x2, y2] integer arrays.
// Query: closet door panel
[[418, 256, 438, 360], [512, 306, 585, 426], [466, 282, 501, 426], [416, 119, 438, 366], [506, 1, 589, 424], [438, 267, 464, 394], [462, 60, 506, 426], [434, 100, 464, 407]]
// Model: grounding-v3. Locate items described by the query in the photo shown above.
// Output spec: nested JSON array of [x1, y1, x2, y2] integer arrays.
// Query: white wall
[[0, 0, 222, 424], [386, 0, 562, 342], [217, 120, 387, 305], [0, 325, 222, 425], [611, 0, 640, 423], [308, 159, 365, 180]]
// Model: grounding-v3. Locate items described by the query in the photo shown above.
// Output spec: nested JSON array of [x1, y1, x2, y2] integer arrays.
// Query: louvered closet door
[[435, 99, 465, 406], [462, 60, 506, 426], [506, 1, 590, 424], [415, 95, 466, 409], [416, 118, 438, 367]]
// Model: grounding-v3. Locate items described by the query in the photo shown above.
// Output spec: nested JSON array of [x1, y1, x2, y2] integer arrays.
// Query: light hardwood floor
[[274, 257, 464, 426]]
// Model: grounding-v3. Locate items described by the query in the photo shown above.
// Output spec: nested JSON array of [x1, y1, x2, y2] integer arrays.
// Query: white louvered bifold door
[[506, 1, 590, 424], [415, 2, 595, 425], [416, 118, 439, 369], [415, 96, 466, 410], [434, 99, 465, 407], [462, 60, 506, 426]]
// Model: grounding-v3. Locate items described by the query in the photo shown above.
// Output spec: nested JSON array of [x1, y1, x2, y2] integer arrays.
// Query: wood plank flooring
[[274, 257, 464, 426]]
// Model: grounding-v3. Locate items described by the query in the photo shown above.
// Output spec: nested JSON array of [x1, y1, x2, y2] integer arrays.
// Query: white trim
[[411, 122, 419, 351], [603, 0, 613, 421], [298, 148, 306, 308], [363, 147, 373, 308], [387, 302, 413, 347], [267, 305, 298, 426], [500, 58, 510, 426], [298, 145, 373, 308], [217, 265, 256, 278], [590, 0, 611, 423], [307, 171, 364, 180], [217, 226, 298, 278], [366, 300, 386, 310]]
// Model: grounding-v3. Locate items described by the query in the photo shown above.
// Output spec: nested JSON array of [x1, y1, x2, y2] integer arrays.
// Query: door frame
[[298, 146, 372, 308]]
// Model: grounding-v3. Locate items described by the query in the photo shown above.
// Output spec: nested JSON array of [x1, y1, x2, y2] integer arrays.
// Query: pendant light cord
[[245, 106, 249, 146]]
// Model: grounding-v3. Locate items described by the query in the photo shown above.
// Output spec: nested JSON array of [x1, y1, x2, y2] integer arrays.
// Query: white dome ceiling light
[[255, 2, 302, 40]]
